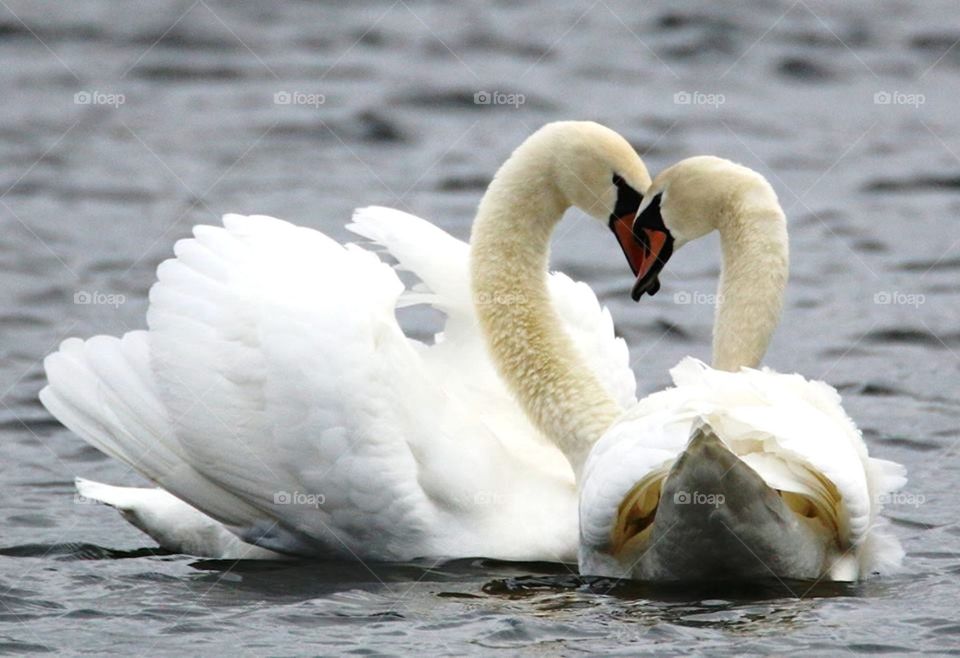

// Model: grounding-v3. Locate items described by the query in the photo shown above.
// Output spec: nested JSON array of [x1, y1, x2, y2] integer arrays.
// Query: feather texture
[[43, 211, 631, 561], [580, 358, 906, 579]]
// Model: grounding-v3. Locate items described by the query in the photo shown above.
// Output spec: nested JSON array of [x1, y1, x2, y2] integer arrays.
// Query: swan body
[[588, 159, 905, 581], [42, 129, 644, 561], [578, 360, 907, 581]]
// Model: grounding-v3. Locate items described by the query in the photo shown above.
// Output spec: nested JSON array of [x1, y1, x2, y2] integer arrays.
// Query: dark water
[[1, 0, 959, 654]]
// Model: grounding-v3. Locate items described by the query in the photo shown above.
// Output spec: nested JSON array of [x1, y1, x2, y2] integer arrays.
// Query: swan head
[[617, 155, 785, 301], [533, 122, 651, 221], [502, 119, 652, 245], [507, 121, 665, 297]]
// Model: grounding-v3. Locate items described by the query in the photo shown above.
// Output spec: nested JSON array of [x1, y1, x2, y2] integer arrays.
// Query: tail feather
[[41, 332, 183, 474], [75, 478, 280, 559], [647, 422, 831, 580], [41, 331, 266, 527]]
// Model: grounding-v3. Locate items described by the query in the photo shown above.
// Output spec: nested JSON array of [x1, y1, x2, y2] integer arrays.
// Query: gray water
[[1, 0, 958, 654]]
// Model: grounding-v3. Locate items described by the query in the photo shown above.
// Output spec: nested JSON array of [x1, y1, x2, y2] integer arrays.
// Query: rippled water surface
[[2, 0, 959, 654]]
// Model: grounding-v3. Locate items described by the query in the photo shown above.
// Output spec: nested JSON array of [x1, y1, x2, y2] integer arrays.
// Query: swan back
[[580, 358, 906, 580]]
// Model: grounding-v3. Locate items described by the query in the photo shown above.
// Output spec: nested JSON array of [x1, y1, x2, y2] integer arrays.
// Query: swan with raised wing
[[42, 122, 648, 562]]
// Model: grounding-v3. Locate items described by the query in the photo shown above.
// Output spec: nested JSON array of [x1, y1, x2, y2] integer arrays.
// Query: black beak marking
[[611, 174, 643, 220], [630, 193, 675, 301]]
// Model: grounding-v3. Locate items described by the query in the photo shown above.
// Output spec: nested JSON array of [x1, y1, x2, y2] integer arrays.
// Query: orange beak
[[610, 210, 674, 301]]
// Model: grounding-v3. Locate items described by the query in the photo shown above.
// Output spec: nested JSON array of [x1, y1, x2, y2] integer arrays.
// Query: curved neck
[[712, 206, 789, 371], [469, 157, 621, 478]]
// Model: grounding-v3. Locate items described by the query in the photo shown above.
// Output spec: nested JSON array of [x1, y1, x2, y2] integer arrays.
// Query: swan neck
[[470, 157, 621, 478], [712, 208, 789, 371]]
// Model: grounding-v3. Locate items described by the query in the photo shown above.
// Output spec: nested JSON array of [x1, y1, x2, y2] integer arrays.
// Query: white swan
[[41, 122, 650, 562], [583, 159, 905, 581], [468, 150, 906, 581]]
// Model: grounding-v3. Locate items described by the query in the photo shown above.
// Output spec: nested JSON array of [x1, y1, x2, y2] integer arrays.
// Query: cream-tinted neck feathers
[[469, 122, 650, 476], [650, 156, 789, 371]]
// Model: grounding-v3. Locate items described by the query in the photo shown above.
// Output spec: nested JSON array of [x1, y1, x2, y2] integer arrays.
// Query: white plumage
[[578, 358, 907, 580], [74, 478, 282, 559], [42, 208, 633, 562], [41, 122, 906, 581]]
